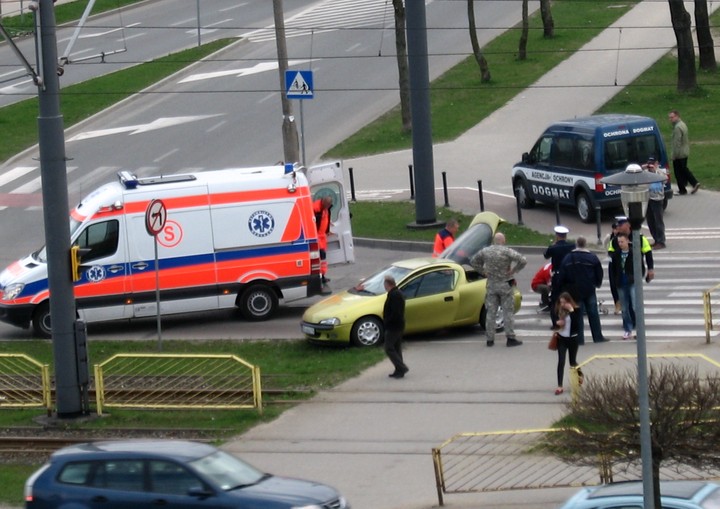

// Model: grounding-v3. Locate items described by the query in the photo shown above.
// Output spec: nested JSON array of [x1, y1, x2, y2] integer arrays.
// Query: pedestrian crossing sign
[[285, 70, 314, 99]]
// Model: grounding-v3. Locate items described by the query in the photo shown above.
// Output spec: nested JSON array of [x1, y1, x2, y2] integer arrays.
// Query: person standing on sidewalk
[[642, 156, 667, 249], [544, 226, 575, 328], [669, 109, 700, 196], [432, 218, 459, 257], [557, 236, 608, 344], [470, 232, 527, 347], [553, 291, 583, 395], [383, 275, 408, 379]]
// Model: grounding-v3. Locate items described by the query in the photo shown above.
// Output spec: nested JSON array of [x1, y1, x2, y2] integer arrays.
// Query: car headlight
[[319, 317, 341, 326], [293, 497, 347, 509], [2, 283, 24, 301]]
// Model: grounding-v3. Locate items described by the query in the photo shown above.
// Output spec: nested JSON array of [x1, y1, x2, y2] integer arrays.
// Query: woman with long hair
[[553, 292, 583, 395]]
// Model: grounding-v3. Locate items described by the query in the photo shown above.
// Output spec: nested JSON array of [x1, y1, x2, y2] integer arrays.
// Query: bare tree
[[544, 365, 720, 509], [391, 0, 412, 133], [540, 0, 554, 38], [467, 0, 491, 82], [668, 0, 697, 91], [694, 0, 717, 71], [518, 0, 529, 61]]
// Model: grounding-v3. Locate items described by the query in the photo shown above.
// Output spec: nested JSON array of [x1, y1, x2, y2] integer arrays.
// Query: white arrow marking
[[179, 59, 312, 84], [80, 22, 141, 38], [67, 115, 222, 142]]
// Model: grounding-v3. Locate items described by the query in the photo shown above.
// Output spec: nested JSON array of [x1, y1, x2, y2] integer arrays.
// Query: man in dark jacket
[[383, 275, 408, 378], [544, 225, 575, 327], [558, 236, 608, 344]]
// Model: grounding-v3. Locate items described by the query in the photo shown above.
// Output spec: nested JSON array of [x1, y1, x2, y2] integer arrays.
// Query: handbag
[[548, 331, 559, 351]]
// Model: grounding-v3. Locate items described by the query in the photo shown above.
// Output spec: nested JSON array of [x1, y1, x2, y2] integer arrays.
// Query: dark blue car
[[24, 439, 349, 509]]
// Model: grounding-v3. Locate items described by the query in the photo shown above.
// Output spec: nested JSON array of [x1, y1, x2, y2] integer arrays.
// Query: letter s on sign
[[158, 220, 183, 248]]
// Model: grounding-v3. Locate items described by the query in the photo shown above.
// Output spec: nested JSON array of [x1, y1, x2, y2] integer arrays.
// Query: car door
[[147, 459, 227, 509], [401, 268, 460, 334]]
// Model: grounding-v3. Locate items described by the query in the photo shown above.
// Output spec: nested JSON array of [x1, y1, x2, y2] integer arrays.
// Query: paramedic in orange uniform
[[432, 218, 459, 257], [313, 196, 333, 288]]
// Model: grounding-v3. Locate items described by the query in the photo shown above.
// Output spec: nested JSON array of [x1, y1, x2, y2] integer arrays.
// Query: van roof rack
[[117, 171, 197, 189]]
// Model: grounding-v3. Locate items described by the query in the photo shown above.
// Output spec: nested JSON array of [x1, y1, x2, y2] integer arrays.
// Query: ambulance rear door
[[306, 161, 355, 265]]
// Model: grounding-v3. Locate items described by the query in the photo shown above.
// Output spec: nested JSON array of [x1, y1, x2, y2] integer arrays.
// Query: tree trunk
[[392, 0, 412, 133], [467, 0, 491, 82], [668, 0, 697, 91], [540, 0, 554, 38], [694, 0, 717, 71], [518, 0, 529, 60]]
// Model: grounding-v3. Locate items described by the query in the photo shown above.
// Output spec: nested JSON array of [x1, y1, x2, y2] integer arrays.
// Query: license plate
[[301, 325, 315, 335]]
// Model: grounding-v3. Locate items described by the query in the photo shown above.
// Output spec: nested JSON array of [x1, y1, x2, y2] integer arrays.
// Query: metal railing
[[94, 354, 262, 416], [704, 282, 720, 343], [0, 354, 51, 413]]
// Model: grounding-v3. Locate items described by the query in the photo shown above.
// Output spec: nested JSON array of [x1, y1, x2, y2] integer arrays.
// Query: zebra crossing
[[514, 253, 720, 342], [242, 0, 393, 43]]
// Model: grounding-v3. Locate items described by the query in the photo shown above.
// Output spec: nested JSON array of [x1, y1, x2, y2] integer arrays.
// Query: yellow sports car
[[301, 212, 523, 347]]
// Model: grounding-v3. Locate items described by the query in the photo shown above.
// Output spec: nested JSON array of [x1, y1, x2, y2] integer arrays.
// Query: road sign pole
[[300, 100, 306, 166], [154, 236, 162, 351]]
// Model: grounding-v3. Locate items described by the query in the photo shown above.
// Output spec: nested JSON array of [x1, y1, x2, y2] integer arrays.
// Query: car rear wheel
[[350, 316, 383, 347], [32, 302, 52, 339], [479, 306, 505, 332], [575, 191, 595, 223], [238, 284, 278, 321]]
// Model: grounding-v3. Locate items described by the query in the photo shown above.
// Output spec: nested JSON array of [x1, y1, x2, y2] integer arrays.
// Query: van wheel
[[32, 302, 52, 339], [239, 285, 278, 321], [575, 192, 595, 223], [350, 316, 383, 347], [513, 179, 535, 209]]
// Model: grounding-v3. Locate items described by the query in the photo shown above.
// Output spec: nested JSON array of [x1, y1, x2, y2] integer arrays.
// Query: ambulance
[[0, 162, 354, 338]]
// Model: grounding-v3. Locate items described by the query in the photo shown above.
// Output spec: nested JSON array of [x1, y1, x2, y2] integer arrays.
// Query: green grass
[[0, 38, 235, 164], [350, 201, 550, 246], [0, 0, 141, 34], [324, 0, 638, 159]]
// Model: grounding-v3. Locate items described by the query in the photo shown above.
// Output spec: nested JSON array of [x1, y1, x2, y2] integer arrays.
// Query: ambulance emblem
[[248, 210, 275, 237], [86, 265, 107, 283]]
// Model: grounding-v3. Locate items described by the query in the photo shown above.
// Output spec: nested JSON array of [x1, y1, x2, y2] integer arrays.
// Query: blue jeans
[[618, 285, 636, 333], [578, 293, 604, 344]]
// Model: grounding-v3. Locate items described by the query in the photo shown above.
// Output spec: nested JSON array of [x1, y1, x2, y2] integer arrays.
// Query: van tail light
[[594, 173, 605, 192], [309, 241, 321, 275]]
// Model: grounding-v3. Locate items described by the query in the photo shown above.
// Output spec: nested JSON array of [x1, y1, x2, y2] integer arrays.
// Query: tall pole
[[405, 0, 436, 224], [273, 0, 300, 164], [37, 0, 85, 417], [630, 205, 655, 509]]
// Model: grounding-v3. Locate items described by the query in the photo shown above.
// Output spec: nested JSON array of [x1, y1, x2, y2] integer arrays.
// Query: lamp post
[[601, 163, 666, 509]]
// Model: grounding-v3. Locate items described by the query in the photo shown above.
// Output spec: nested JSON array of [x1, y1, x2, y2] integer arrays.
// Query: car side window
[[149, 460, 205, 495], [58, 461, 93, 485], [406, 270, 454, 299], [93, 460, 145, 492], [535, 136, 553, 164]]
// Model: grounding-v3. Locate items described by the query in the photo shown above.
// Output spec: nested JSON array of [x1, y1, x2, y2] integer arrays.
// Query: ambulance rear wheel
[[32, 302, 52, 339], [239, 284, 278, 321]]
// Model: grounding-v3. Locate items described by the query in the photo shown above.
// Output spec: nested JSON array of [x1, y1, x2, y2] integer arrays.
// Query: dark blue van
[[511, 114, 673, 223]]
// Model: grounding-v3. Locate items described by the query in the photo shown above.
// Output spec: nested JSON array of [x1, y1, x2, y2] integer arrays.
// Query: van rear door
[[306, 162, 355, 265]]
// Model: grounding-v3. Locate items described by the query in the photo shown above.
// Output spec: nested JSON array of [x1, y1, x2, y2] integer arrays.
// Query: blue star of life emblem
[[248, 210, 275, 238]]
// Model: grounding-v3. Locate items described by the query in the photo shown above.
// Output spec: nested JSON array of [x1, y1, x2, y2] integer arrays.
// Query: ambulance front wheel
[[32, 302, 52, 339], [239, 284, 278, 321]]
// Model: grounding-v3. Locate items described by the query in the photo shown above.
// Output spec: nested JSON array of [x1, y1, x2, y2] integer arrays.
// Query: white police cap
[[554, 225, 569, 235]]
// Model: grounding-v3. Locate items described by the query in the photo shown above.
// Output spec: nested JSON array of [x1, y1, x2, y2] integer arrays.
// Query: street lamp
[[601, 163, 666, 509]]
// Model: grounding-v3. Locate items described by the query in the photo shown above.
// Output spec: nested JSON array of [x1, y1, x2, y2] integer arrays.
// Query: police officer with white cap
[[544, 225, 576, 327]]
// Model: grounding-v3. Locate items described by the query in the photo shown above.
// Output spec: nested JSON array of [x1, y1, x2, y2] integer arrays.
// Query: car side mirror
[[521, 152, 530, 164], [188, 487, 214, 499]]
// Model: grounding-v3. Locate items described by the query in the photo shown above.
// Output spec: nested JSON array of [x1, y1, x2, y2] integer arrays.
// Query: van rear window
[[604, 134, 660, 171]]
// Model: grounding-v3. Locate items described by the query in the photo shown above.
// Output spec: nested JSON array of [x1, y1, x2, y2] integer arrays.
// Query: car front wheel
[[350, 316, 383, 347], [32, 302, 52, 339]]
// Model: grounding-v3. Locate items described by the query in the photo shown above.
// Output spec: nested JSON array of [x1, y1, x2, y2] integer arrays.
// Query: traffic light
[[70, 245, 82, 282]]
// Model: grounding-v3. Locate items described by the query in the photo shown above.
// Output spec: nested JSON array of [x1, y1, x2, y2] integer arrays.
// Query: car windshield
[[189, 450, 265, 491], [350, 265, 412, 296], [34, 217, 84, 263], [701, 486, 720, 509], [441, 222, 494, 265]]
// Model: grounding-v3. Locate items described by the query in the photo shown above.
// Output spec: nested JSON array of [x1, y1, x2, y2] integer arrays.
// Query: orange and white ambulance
[[0, 162, 354, 337]]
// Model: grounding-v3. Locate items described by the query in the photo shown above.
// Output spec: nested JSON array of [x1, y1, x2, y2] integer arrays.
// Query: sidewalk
[[225, 2, 720, 509]]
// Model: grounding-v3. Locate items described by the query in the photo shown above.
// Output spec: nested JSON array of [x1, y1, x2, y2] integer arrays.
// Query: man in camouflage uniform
[[470, 233, 527, 347]]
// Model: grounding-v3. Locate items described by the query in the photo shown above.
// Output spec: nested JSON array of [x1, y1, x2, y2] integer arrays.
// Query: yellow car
[[301, 212, 523, 347]]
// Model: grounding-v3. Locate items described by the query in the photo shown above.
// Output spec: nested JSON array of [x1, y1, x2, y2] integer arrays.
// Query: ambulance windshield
[[34, 217, 84, 263]]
